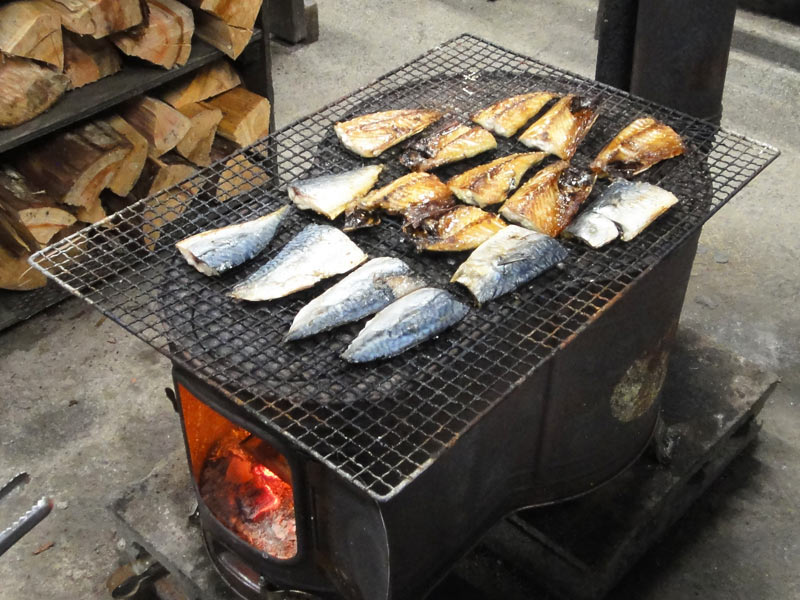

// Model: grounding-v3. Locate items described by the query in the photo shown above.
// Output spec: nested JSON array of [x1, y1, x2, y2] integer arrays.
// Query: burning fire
[[200, 433, 297, 559]]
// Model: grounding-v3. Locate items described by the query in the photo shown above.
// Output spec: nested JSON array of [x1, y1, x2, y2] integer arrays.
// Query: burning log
[[0, 1, 64, 69], [0, 55, 70, 128], [159, 59, 241, 109], [203, 86, 271, 147], [111, 0, 195, 69], [41, 0, 144, 38], [62, 31, 121, 89]]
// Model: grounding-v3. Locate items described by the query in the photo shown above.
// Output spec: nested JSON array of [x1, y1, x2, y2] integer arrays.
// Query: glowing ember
[[199, 433, 297, 559]]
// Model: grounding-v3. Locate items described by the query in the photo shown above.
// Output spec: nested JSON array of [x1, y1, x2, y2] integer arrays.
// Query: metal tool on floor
[[0, 472, 53, 557]]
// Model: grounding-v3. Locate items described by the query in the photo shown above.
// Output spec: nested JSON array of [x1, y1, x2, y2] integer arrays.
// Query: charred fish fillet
[[345, 172, 455, 230], [288, 165, 384, 220], [590, 180, 679, 241], [176, 206, 289, 276], [407, 205, 507, 252], [451, 225, 568, 304], [286, 257, 425, 341], [342, 287, 469, 363], [500, 161, 596, 237], [399, 118, 497, 172], [447, 152, 547, 207], [518, 95, 600, 160], [471, 91, 558, 137], [334, 109, 443, 158], [230, 224, 367, 301], [591, 116, 685, 177]]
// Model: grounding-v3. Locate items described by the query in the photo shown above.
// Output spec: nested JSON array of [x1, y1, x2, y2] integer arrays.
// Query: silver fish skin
[[593, 180, 679, 241], [176, 206, 289, 276], [230, 224, 367, 301], [451, 225, 568, 304], [288, 165, 384, 220], [342, 287, 469, 363], [563, 210, 619, 248], [285, 257, 425, 341]]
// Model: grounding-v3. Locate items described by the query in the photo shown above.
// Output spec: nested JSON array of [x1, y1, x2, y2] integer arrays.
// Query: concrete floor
[[1, 1, 798, 598]]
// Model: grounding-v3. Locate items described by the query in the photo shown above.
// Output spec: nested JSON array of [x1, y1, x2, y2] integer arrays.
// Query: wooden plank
[[0, 31, 262, 155]]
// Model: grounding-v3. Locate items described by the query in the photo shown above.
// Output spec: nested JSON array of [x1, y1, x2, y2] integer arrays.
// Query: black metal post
[[630, 0, 737, 122], [595, 0, 640, 90]]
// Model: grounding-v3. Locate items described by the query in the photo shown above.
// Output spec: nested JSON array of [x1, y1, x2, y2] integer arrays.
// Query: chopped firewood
[[0, 165, 77, 245], [100, 189, 136, 214], [159, 59, 241, 108], [121, 96, 192, 158], [0, 1, 64, 69], [133, 154, 197, 251], [210, 136, 270, 202], [62, 31, 121, 89], [15, 120, 131, 207], [0, 205, 46, 290], [175, 103, 222, 166], [75, 194, 107, 223], [112, 0, 195, 69], [0, 55, 70, 128], [41, 0, 144, 38], [101, 115, 148, 196], [184, 0, 262, 29], [203, 87, 270, 147], [194, 10, 252, 60]]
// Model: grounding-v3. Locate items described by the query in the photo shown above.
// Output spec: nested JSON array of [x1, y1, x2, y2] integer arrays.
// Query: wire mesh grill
[[30, 35, 778, 500]]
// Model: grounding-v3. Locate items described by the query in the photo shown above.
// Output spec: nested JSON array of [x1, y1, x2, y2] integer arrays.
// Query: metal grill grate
[[30, 35, 778, 499]]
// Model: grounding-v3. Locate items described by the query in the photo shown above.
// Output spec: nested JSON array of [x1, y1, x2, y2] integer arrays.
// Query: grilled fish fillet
[[334, 109, 443, 158], [176, 206, 289, 276], [399, 118, 497, 172], [288, 165, 384, 220], [500, 161, 596, 237], [408, 205, 507, 252], [590, 180, 679, 241], [230, 224, 367, 301], [562, 210, 620, 249], [447, 152, 547, 207], [285, 257, 425, 341], [451, 225, 568, 304], [342, 287, 469, 363], [345, 172, 455, 231], [518, 95, 600, 160], [590, 116, 685, 177], [471, 91, 557, 137]]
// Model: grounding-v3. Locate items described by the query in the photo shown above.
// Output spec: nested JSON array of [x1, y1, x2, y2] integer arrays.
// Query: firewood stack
[[0, 51, 271, 290]]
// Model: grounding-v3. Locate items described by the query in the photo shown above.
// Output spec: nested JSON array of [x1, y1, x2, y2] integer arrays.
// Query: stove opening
[[178, 385, 297, 559]]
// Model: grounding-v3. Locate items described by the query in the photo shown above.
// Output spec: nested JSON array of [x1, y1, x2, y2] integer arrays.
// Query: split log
[[101, 115, 148, 196], [121, 96, 192, 158], [15, 120, 131, 207], [0, 55, 70, 128], [0, 205, 46, 290], [74, 195, 107, 223], [0, 165, 77, 245], [194, 10, 252, 60], [159, 59, 241, 108], [175, 103, 222, 166], [203, 87, 270, 147], [210, 136, 269, 202], [112, 0, 195, 69], [62, 31, 121, 88], [183, 0, 262, 29], [41, 0, 144, 38], [0, 1, 64, 69]]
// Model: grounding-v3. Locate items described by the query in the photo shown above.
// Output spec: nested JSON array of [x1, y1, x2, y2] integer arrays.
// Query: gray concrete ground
[[1, 1, 798, 598]]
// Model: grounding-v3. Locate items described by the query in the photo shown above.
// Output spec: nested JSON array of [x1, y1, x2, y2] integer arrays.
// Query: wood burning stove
[[30, 35, 778, 600]]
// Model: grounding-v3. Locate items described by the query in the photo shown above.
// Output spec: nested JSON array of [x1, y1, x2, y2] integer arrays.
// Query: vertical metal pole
[[594, 0, 640, 90], [630, 0, 737, 122]]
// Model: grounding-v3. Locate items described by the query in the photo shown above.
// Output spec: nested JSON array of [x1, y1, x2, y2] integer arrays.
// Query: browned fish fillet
[[400, 118, 497, 171], [471, 91, 558, 137], [344, 172, 455, 231], [407, 205, 507, 252], [500, 161, 596, 237], [334, 109, 443, 158], [518, 95, 600, 160], [447, 152, 547, 208], [590, 116, 685, 177]]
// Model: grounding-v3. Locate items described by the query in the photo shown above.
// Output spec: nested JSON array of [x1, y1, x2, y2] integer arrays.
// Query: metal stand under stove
[[110, 328, 777, 600]]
